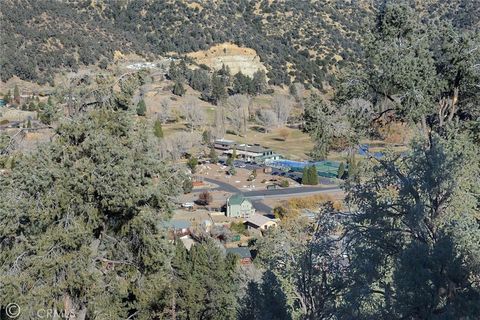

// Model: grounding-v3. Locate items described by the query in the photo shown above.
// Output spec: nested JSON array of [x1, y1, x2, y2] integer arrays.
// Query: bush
[[187, 156, 198, 173], [198, 191, 213, 205], [280, 179, 289, 187], [136, 99, 146, 116], [230, 221, 247, 235], [183, 179, 193, 194]]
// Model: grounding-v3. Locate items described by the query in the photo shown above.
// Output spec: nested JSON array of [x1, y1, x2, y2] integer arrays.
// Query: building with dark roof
[[226, 247, 252, 265]]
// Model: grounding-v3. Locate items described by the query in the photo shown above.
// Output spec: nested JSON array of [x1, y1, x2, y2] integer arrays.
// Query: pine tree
[[187, 156, 198, 173], [136, 99, 147, 116], [39, 102, 56, 125], [308, 165, 318, 185], [0, 110, 183, 318], [337, 162, 345, 179], [202, 130, 211, 145], [171, 240, 239, 319], [153, 119, 164, 138], [210, 74, 227, 104], [209, 146, 218, 163], [172, 80, 186, 96], [289, 83, 298, 98], [3, 89, 11, 103], [233, 71, 253, 94], [252, 69, 267, 94], [13, 84, 20, 104], [347, 156, 357, 180], [302, 167, 309, 185]]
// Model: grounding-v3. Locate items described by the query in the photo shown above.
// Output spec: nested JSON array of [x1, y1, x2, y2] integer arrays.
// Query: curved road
[[201, 177, 342, 213]]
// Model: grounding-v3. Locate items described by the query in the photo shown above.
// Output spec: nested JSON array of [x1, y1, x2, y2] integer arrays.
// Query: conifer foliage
[[0, 110, 183, 319]]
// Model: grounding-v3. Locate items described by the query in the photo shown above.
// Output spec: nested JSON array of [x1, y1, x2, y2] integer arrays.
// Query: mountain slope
[[0, 0, 477, 87]]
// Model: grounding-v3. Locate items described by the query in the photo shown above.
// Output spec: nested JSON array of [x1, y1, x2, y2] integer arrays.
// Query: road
[[201, 177, 342, 213]]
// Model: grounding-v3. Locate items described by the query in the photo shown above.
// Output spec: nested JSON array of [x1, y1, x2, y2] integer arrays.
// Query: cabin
[[226, 247, 252, 265]]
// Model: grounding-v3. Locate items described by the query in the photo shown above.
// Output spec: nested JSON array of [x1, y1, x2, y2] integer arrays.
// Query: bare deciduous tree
[[226, 94, 250, 136], [256, 109, 278, 133], [181, 97, 206, 132], [157, 99, 172, 124], [272, 94, 293, 126], [214, 103, 226, 139], [159, 131, 201, 160]]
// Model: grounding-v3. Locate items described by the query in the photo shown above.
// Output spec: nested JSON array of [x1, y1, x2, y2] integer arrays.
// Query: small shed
[[226, 247, 252, 265]]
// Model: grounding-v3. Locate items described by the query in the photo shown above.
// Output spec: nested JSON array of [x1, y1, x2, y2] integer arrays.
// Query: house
[[214, 139, 236, 151], [245, 214, 277, 230], [229, 144, 280, 163], [226, 194, 255, 218], [226, 247, 252, 265], [214, 139, 280, 164]]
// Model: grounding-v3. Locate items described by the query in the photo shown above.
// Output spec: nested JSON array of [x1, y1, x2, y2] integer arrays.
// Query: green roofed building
[[226, 247, 252, 265], [226, 194, 255, 218]]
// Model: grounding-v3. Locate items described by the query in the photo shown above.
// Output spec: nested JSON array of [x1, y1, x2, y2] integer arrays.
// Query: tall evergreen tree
[[209, 145, 218, 163], [153, 119, 164, 138], [210, 74, 227, 104], [308, 165, 318, 185], [171, 240, 239, 319], [337, 162, 345, 179], [232, 71, 254, 95], [136, 99, 147, 116], [13, 84, 20, 104], [3, 89, 11, 103], [252, 69, 267, 94], [341, 133, 480, 318], [301, 167, 309, 185], [172, 80, 186, 96], [0, 110, 182, 319]]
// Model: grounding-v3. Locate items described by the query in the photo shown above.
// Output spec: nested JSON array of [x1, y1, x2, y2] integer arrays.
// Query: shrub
[[280, 179, 289, 187], [198, 191, 213, 205]]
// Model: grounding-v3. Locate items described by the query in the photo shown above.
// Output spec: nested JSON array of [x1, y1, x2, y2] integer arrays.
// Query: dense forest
[[1, 0, 478, 87]]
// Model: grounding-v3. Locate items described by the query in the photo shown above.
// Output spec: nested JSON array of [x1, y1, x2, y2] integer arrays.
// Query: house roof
[[226, 247, 252, 259], [238, 144, 272, 154], [228, 193, 247, 206], [214, 139, 236, 145], [168, 220, 191, 230], [246, 214, 275, 227]]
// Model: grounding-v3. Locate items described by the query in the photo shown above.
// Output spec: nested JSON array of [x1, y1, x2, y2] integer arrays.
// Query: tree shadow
[[238, 270, 291, 320]]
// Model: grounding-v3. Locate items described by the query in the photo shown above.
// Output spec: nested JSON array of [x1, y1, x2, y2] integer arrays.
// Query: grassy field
[[225, 126, 314, 160]]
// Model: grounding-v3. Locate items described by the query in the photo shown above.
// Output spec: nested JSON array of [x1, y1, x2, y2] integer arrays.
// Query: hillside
[[0, 0, 478, 87]]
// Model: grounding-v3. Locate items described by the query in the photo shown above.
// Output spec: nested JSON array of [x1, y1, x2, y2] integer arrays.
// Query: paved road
[[201, 177, 342, 213]]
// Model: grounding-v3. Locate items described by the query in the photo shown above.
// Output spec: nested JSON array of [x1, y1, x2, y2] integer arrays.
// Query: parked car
[[266, 184, 280, 190], [181, 202, 194, 208]]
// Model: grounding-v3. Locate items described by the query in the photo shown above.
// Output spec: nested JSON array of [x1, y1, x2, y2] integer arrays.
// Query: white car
[[181, 202, 194, 208]]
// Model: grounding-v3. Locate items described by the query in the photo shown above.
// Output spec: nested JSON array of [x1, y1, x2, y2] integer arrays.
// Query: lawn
[[225, 126, 314, 160]]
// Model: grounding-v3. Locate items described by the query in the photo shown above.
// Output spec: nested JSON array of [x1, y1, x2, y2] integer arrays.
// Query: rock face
[[187, 43, 267, 77]]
